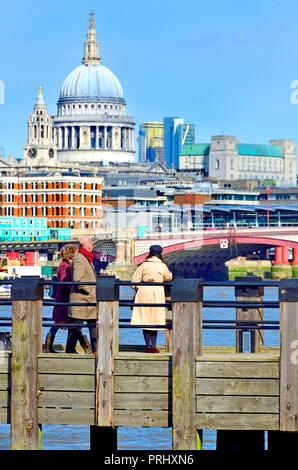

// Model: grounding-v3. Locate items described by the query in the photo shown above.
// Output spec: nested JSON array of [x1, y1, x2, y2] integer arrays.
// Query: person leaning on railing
[[65, 236, 97, 354], [44, 243, 92, 354], [130, 245, 173, 353]]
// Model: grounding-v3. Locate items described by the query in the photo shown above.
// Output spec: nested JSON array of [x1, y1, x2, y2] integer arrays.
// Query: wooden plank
[[114, 393, 170, 410], [280, 299, 298, 431], [119, 344, 169, 354], [38, 374, 95, 391], [196, 378, 279, 396], [202, 346, 280, 355], [115, 359, 170, 377], [38, 391, 171, 412], [196, 413, 279, 431], [196, 354, 279, 362], [260, 346, 280, 354], [0, 374, 10, 390], [38, 407, 94, 425], [0, 353, 11, 374], [172, 297, 202, 450], [95, 300, 116, 426], [196, 361, 279, 378], [38, 356, 95, 375], [11, 298, 42, 450], [196, 396, 279, 413], [116, 351, 170, 360], [203, 346, 237, 354], [114, 410, 170, 428], [0, 407, 9, 424], [38, 391, 95, 409], [0, 390, 9, 404], [115, 376, 170, 393]]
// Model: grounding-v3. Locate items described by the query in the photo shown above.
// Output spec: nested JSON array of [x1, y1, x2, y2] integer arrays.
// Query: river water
[[0, 285, 279, 450]]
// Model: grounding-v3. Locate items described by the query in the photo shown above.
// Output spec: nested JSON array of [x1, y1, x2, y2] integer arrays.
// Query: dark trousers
[[65, 318, 97, 353]]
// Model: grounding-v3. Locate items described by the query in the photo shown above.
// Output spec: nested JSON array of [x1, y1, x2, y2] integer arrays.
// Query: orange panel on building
[[174, 193, 211, 206]]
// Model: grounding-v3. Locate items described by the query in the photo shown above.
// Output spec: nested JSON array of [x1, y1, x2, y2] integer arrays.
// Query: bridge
[[134, 227, 298, 279]]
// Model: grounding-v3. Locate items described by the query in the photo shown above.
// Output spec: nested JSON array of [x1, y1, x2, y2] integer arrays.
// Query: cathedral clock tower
[[23, 87, 57, 165]]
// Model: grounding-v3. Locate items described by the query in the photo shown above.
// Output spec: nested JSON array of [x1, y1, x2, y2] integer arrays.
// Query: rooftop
[[237, 143, 283, 158], [180, 142, 284, 158], [180, 144, 210, 156]]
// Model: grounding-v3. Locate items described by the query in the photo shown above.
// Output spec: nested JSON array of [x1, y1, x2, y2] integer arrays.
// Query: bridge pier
[[115, 241, 126, 264], [292, 247, 298, 277], [272, 246, 292, 280]]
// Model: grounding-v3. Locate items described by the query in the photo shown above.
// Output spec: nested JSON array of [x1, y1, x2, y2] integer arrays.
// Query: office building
[[163, 117, 195, 169], [138, 122, 163, 163], [137, 126, 146, 162]]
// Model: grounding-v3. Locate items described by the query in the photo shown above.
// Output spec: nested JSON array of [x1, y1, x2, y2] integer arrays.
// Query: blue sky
[[1, 0, 298, 159]]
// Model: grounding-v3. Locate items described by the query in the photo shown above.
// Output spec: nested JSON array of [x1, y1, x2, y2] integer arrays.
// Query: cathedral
[[23, 13, 135, 166]]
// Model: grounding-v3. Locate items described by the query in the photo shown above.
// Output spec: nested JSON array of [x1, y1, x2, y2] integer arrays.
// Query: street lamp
[[187, 190, 192, 229], [104, 194, 110, 229], [266, 186, 271, 227]]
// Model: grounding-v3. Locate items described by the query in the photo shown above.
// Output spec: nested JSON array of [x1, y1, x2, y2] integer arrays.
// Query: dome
[[58, 63, 124, 103]]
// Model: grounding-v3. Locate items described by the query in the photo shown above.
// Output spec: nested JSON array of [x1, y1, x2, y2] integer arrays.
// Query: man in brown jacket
[[65, 236, 97, 353]]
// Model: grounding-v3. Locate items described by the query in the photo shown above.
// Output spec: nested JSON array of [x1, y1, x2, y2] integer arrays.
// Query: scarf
[[78, 246, 94, 264]]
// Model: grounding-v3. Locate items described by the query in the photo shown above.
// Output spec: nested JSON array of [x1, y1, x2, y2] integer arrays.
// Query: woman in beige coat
[[131, 245, 172, 353]]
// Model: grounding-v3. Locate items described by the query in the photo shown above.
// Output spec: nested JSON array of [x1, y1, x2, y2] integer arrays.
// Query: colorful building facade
[[0, 172, 103, 230], [0, 217, 71, 242]]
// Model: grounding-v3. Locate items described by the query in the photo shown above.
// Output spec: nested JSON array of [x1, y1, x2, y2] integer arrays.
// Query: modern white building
[[24, 14, 135, 166]]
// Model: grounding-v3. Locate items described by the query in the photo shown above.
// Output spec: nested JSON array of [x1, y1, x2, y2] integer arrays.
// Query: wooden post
[[171, 278, 203, 450], [10, 276, 43, 450], [279, 279, 298, 432], [217, 276, 265, 451], [92, 277, 119, 449], [235, 276, 264, 353], [165, 283, 172, 353]]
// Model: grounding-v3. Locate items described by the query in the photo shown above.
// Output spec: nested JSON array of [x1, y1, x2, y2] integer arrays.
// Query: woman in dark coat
[[44, 244, 92, 353]]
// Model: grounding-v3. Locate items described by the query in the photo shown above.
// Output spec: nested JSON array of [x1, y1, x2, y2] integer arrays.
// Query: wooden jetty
[[0, 275, 298, 450]]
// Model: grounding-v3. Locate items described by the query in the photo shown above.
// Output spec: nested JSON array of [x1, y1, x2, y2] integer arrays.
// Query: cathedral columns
[[128, 127, 131, 150], [64, 127, 69, 149], [71, 126, 75, 149], [95, 126, 98, 149], [58, 127, 63, 149], [104, 126, 107, 150], [123, 127, 126, 150], [88, 127, 91, 149]]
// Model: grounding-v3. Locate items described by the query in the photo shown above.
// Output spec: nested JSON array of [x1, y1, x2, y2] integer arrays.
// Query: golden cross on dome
[[89, 10, 95, 28], [39, 86, 42, 95]]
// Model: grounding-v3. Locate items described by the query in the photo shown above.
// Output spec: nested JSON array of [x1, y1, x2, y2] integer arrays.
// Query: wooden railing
[[0, 276, 297, 450]]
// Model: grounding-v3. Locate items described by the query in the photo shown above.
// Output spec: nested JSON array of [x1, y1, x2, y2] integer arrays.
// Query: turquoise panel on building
[[180, 143, 210, 156], [237, 143, 283, 157], [0, 217, 51, 242]]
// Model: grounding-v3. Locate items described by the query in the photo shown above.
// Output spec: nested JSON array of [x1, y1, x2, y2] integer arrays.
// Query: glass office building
[[163, 117, 195, 169], [138, 122, 163, 163]]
